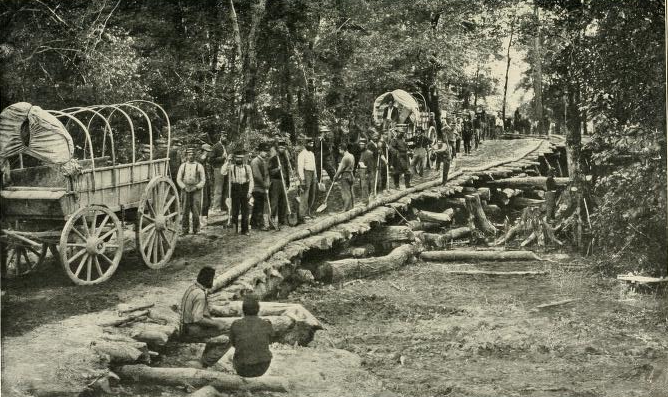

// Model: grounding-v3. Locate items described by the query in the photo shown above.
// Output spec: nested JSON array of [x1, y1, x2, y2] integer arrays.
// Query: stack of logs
[[93, 301, 322, 394]]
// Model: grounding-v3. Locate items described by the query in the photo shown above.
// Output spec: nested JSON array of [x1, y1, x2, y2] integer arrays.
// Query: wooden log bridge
[[420, 250, 543, 262]]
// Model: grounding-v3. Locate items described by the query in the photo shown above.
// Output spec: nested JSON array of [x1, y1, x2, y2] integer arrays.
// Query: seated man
[[229, 295, 274, 377], [179, 266, 229, 368]]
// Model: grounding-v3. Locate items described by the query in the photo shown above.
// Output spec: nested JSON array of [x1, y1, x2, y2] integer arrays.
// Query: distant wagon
[[372, 89, 430, 139], [0, 101, 181, 285]]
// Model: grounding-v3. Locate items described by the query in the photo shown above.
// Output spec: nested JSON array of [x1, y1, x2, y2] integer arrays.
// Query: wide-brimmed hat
[[233, 149, 245, 157], [201, 143, 212, 152], [318, 125, 331, 133], [276, 139, 287, 147], [185, 147, 196, 154], [257, 142, 270, 151]]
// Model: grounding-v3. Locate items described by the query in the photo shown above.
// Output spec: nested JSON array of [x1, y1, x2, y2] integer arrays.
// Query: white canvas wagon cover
[[372, 89, 421, 126], [0, 102, 73, 164]]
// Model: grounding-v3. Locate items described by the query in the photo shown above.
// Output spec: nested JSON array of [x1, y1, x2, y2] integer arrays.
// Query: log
[[441, 270, 549, 276], [361, 226, 414, 243], [118, 303, 155, 314], [189, 385, 223, 397], [131, 329, 169, 348], [443, 198, 466, 208], [545, 191, 556, 219], [511, 197, 545, 208], [416, 227, 472, 248], [209, 302, 322, 330], [338, 244, 376, 258], [465, 194, 497, 235], [314, 244, 416, 283], [535, 299, 577, 309], [417, 208, 454, 224], [92, 341, 148, 364], [116, 365, 289, 392], [99, 310, 150, 327], [488, 176, 569, 190], [406, 220, 442, 231], [477, 187, 491, 201], [421, 250, 543, 262]]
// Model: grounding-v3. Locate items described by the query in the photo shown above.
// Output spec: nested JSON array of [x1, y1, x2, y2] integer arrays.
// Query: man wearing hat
[[268, 140, 290, 226], [221, 149, 254, 235], [250, 142, 271, 231], [389, 129, 411, 189], [138, 144, 152, 162], [332, 143, 356, 211], [199, 144, 213, 227], [313, 126, 336, 182], [210, 134, 229, 214], [169, 137, 183, 186], [357, 137, 376, 201], [409, 127, 433, 177], [297, 135, 317, 221], [177, 147, 207, 235]]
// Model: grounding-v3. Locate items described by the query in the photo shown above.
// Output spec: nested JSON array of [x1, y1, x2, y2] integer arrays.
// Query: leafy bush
[[589, 121, 667, 276]]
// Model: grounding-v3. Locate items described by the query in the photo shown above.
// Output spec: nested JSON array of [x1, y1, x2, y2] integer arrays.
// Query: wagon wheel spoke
[[89, 212, 97, 237], [142, 214, 155, 223], [157, 230, 166, 260], [160, 230, 174, 250], [99, 253, 114, 267], [26, 246, 41, 258], [146, 199, 158, 218], [94, 256, 104, 278], [141, 222, 156, 234], [157, 182, 168, 212], [72, 227, 87, 242], [151, 232, 158, 264], [165, 211, 178, 220], [141, 228, 156, 253], [67, 247, 87, 264], [73, 253, 89, 278], [67, 243, 87, 248], [105, 243, 119, 249], [7, 249, 17, 276], [98, 227, 117, 242], [86, 255, 92, 281], [162, 195, 176, 215], [80, 215, 90, 236], [95, 215, 110, 237]]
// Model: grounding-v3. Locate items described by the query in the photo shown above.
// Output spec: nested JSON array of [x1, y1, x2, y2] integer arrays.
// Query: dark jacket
[[250, 156, 270, 193], [230, 316, 273, 365], [210, 142, 228, 168], [268, 152, 290, 186], [359, 149, 376, 174], [389, 138, 410, 172]]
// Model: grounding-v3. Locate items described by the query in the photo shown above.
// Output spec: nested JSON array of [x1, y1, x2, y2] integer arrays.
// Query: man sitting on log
[[229, 295, 274, 377], [179, 267, 230, 368]]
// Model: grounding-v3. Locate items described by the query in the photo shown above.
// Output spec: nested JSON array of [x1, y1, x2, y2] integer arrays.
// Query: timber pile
[[421, 250, 543, 262], [495, 206, 562, 247]]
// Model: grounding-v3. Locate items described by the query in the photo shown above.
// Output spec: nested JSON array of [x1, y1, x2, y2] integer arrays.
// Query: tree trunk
[[421, 250, 542, 262], [465, 194, 496, 235], [117, 365, 288, 392], [237, 0, 267, 141], [532, 2, 545, 135], [209, 302, 321, 330], [417, 208, 454, 224], [314, 244, 416, 283], [416, 227, 472, 248], [189, 385, 223, 397], [510, 197, 545, 208], [92, 341, 149, 364], [502, 16, 516, 123]]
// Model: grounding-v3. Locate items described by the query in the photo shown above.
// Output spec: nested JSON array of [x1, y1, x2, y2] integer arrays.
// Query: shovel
[[265, 190, 279, 230], [225, 165, 232, 228], [315, 180, 336, 213], [277, 155, 299, 226], [317, 141, 326, 192]]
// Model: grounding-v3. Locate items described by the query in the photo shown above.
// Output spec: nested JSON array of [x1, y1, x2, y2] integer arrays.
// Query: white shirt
[[297, 149, 316, 180]]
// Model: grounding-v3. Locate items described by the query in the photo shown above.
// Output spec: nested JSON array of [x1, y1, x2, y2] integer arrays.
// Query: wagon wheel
[[0, 241, 48, 278], [136, 176, 180, 269], [59, 205, 124, 285]]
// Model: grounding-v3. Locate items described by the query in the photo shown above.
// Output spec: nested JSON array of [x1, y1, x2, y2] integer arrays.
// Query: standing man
[[462, 115, 473, 155], [210, 134, 229, 214], [410, 128, 432, 177], [494, 113, 504, 139], [358, 137, 376, 202], [169, 137, 183, 186], [177, 148, 206, 235], [313, 126, 336, 182], [222, 150, 254, 235], [432, 139, 452, 184], [250, 142, 270, 231], [371, 132, 388, 192], [389, 130, 411, 189], [297, 136, 317, 221], [199, 143, 213, 228], [473, 112, 482, 150], [268, 140, 290, 226], [332, 143, 355, 211]]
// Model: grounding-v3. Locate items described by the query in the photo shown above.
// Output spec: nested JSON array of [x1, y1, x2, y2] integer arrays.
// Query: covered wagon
[[0, 101, 181, 285]]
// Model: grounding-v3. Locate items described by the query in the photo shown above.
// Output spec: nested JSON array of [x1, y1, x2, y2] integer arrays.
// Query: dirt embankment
[[291, 256, 668, 397]]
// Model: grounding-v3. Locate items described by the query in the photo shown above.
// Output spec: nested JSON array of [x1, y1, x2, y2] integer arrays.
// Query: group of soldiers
[[166, 123, 460, 236]]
